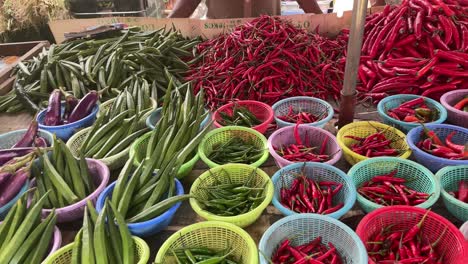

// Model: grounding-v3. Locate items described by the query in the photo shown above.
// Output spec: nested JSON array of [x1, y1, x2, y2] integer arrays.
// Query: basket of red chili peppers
[[348, 157, 440, 213], [258, 214, 368, 264], [271, 162, 356, 219], [437, 165, 468, 222], [336, 121, 411, 165], [406, 124, 468, 173], [271, 96, 334, 128], [213, 100, 274, 134], [377, 95, 447, 133], [268, 124, 342, 168], [441, 89, 468, 127], [356, 206, 468, 264]]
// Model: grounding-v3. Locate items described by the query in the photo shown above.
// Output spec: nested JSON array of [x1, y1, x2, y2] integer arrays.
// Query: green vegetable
[[208, 137, 264, 165], [218, 105, 262, 127]]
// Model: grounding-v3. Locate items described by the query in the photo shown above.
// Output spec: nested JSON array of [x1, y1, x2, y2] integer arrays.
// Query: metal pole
[[337, 0, 368, 128]]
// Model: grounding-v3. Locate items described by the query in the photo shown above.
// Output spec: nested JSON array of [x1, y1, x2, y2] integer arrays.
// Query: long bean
[[208, 137, 264, 165]]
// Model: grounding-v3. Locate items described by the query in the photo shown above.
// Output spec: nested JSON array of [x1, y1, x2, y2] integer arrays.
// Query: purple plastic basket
[[32, 159, 110, 223], [267, 125, 342, 168], [440, 89, 468, 127]]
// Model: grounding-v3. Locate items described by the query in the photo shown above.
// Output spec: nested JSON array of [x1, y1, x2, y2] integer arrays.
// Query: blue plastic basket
[[271, 162, 356, 219], [271, 96, 334, 128], [0, 181, 29, 220], [0, 129, 54, 149], [146, 107, 211, 130], [37, 104, 99, 141], [96, 178, 184, 237], [406, 124, 468, 172], [377, 94, 448, 133], [258, 214, 368, 264]]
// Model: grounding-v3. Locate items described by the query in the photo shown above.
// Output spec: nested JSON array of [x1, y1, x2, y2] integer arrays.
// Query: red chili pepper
[[458, 180, 468, 203], [403, 209, 430, 243], [454, 97, 468, 110], [445, 131, 465, 153]]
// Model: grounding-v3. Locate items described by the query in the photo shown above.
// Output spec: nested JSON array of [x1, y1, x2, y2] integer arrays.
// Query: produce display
[[386, 97, 439, 123], [217, 105, 262, 127], [271, 237, 343, 264], [208, 136, 264, 165], [0, 192, 57, 263], [358, 169, 431, 206], [417, 128, 467, 159], [344, 127, 405, 157], [448, 180, 468, 203], [454, 96, 468, 112], [0, 152, 34, 207], [277, 106, 326, 124], [171, 247, 238, 264]]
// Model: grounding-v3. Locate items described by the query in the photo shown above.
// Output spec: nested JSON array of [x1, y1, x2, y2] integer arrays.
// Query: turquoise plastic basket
[[348, 157, 440, 213], [377, 94, 447, 132], [437, 165, 468, 221], [258, 214, 368, 264], [0, 129, 54, 149], [271, 96, 334, 128], [271, 162, 356, 219]]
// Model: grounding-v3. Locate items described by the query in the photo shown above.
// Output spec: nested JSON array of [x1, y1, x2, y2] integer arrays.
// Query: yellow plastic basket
[[189, 164, 273, 228], [42, 236, 150, 264], [336, 121, 411, 165], [155, 221, 259, 264]]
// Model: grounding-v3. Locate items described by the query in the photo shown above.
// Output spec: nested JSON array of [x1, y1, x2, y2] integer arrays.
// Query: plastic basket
[[67, 127, 129, 170], [213, 100, 274, 134], [437, 165, 468, 221], [271, 162, 356, 219], [460, 221, 468, 241], [259, 214, 368, 264], [271, 96, 334, 128], [189, 164, 273, 228], [146, 107, 211, 130], [0, 129, 54, 149], [356, 206, 468, 264], [96, 178, 184, 237], [440, 89, 468, 127], [198, 126, 269, 168], [406, 124, 468, 172], [130, 132, 199, 179], [348, 157, 440, 213], [42, 236, 150, 264], [267, 124, 342, 168], [31, 158, 110, 223], [0, 182, 29, 220], [37, 104, 99, 141], [336, 121, 411, 165], [155, 221, 259, 264], [377, 94, 448, 132]]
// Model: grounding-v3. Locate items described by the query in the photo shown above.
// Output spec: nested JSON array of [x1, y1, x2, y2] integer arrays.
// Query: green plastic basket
[[198, 126, 269, 168], [189, 164, 273, 228], [130, 132, 200, 179], [437, 165, 468, 221], [42, 236, 150, 264], [155, 221, 259, 264], [348, 157, 440, 213]]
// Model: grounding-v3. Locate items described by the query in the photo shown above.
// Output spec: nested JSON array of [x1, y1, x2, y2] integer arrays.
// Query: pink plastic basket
[[213, 100, 274, 134], [440, 89, 468, 127], [267, 125, 342, 168]]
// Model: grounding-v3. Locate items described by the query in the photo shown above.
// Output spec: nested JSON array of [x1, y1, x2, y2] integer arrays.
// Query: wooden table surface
[[0, 105, 463, 262]]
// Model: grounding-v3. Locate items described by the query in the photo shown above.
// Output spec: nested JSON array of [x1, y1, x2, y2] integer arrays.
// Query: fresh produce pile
[[386, 97, 439, 123], [358, 169, 431, 206], [188, 15, 346, 109], [70, 201, 135, 263], [0, 192, 57, 263], [417, 128, 467, 159], [208, 137, 264, 165], [271, 237, 343, 264], [448, 180, 468, 203], [33, 136, 95, 208], [345, 127, 405, 158], [279, 173, 344, 214], [0, 27, 201, 113], [365, 210, 445, 263], [352, 0, 468, 102], [274, 124, 331, 162], [454, 96, 468, 112], [277, 106, 326, 124], [217, 105, 262, 127], [171, 247, 238, 264], [0, 153, 34, 207], [43, 89, 98, 126]]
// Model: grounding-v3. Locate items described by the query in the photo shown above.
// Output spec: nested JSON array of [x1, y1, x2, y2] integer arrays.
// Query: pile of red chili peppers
[[277, 106, 326, 124], [358, 169, 430, 206], [279, 174, 344, 214], [448, 180, 468, 203], [345, 0, 468, 103], [417, 128, 467, 159], [274, 124, 331, 162], [386, 97, 438, 123], [189, 15, 346, 109], [345, 128, 404, 158], [366, 210, 446, 264], [272, 237, 343, 264], [454, 96, 468, 112]]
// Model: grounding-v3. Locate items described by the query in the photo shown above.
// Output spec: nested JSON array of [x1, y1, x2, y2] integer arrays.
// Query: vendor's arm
[[297, 0, 324, 14], [168, 0, 201, 18]]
